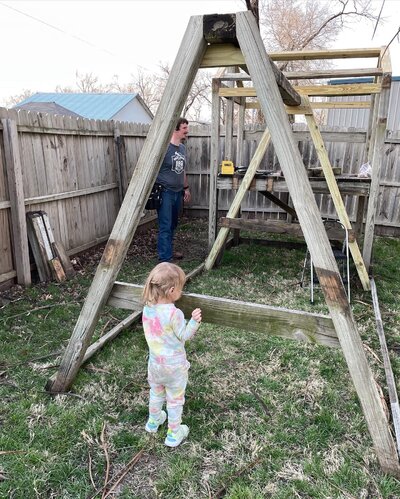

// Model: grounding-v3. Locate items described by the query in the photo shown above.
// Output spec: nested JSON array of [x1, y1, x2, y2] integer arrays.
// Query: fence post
[[113, 126, 128, 203], [2, 118, 31, 286]]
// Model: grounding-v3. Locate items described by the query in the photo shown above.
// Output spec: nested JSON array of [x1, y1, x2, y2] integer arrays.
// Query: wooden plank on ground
[[26, 212, 52, 282], [41, 212, 73, 279], [370, 278, 400, 455], [108, 282, 339, 348]]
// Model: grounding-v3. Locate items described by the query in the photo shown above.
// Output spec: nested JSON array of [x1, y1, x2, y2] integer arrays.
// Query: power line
[[0, 1, 153, 73]]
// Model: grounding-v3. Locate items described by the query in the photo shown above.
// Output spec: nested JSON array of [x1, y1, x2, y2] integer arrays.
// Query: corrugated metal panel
[[17, 92, 137, 120], [326, 77, 400, 132]]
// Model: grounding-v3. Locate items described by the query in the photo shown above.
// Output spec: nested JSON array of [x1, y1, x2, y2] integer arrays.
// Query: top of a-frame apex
[[202, 12, 302, 107], [200, 12, 390, 74]]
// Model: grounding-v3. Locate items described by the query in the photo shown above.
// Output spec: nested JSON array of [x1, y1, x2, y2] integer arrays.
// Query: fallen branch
[[102, 447, 146, 499], [100, 423, 111, 499], [3, 350, 62, 368], [88, 451, 96, 490], [250, 387, 271, 416], [214, 457, 261, 498], [1, 302, 72, 324], [0, 450, 26, 455], [89, 447, 146, 499]]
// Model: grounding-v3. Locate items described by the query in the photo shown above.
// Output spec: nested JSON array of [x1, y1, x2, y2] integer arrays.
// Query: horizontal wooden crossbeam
[[219, 83, 381, 98], [201, 44, 382, 68], [107, 282, 339, 348], [220, 218, 356, 243], [217, 68, 383, 81]]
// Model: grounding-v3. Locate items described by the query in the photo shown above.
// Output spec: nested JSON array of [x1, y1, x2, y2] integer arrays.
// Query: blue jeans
[[157, 189, 182, 262]]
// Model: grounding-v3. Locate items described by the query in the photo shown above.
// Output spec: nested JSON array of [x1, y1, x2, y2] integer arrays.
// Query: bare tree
[[113, 63, 212, 122], [5, 89, 34, 107], [255, 0, 379, 71]]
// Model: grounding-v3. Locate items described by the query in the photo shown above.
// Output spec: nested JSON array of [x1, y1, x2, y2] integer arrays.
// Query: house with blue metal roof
[[15, 92, 153, 123]]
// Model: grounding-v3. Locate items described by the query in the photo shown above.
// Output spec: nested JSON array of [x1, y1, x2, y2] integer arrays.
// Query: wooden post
[[236, 11, 399, 475], [113, 127, 125, 204], [2, 118, 31, 286], [363, 48, 392, 270], [208, 78, 221, 249], [46, 15, 207, 393], [205, 128, 271, 270], [237, 97, 245, 167]]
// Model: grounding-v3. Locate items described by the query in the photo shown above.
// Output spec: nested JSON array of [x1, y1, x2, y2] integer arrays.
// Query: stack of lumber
[[26, 211, 75, 283]]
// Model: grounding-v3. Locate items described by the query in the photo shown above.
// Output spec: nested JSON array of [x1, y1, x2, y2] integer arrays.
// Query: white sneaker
[[164, 425, 189, 447], [145, 410, 167, 433]]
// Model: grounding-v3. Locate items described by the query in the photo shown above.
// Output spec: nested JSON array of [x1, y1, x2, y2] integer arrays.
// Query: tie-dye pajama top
[[142, 303, 200, 366]]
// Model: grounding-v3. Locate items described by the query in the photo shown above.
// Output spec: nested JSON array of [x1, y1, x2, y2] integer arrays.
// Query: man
[[155, 117, 191, 262]]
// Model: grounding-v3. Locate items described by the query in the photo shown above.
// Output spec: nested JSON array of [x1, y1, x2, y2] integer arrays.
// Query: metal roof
[[326, 77, 400, 132], [14, 101, 82, 117], [329, 76, 400, 85], [17, 92, 139, 120]]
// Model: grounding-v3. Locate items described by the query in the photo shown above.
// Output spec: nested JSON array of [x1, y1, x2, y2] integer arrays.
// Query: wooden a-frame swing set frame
[[46, 12, 400, 476]]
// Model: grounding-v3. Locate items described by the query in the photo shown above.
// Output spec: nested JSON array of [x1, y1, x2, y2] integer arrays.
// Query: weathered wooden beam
[[284, 67, 383, 80], [244, 101, 372, 112], [259, 191, 297, 218], [208, 79, 221, 249], [236, 11, 399, 476], [217, 176, 371, 197], [107, 282, 339, 348], [219, 83, 381, 98], [218, 67, 383, 80], [269, 47, 383, 61], [46, 14, 208, 394], [201, 44, 382, 68], [220, 217, 356, 242], [83, 311, 141, 364]]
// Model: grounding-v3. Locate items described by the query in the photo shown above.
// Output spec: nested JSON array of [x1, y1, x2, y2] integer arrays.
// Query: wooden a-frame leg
[[236, 10, 399, 476], [302, 96, 370, 291], [46, 15, 207, 394]]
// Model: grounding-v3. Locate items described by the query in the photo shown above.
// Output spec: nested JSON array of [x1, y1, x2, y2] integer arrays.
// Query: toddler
[[142, 262, 202, 447]]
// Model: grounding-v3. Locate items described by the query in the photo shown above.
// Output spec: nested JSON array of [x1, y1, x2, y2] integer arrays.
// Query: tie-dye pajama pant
[[147, 361, 189, 432]]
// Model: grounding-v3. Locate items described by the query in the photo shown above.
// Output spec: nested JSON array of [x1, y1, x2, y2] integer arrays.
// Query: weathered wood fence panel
[[0, 110, 399, 288], [0, 108, 152, 288], [186, 125, 399, 236]]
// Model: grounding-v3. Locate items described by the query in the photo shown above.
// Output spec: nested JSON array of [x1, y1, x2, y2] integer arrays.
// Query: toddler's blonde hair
[[142, 262, 186, 305]]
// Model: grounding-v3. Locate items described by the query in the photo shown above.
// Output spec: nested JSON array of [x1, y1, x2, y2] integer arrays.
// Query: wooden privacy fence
[[0, 108, 151, 288], [0, 107, 399, 288]]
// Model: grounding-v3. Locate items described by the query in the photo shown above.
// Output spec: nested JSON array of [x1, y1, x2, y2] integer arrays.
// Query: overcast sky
[[0, 0, 399, 107]]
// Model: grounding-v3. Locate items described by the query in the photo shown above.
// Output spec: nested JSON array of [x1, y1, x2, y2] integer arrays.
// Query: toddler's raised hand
[[191, 308, 202, 323]]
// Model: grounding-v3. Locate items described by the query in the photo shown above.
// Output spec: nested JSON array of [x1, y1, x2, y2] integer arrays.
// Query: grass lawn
[[1, 218, 400, 498]]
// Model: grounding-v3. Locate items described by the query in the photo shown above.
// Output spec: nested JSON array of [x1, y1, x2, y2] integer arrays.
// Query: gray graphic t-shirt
[[156, 143, 186, 192]]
